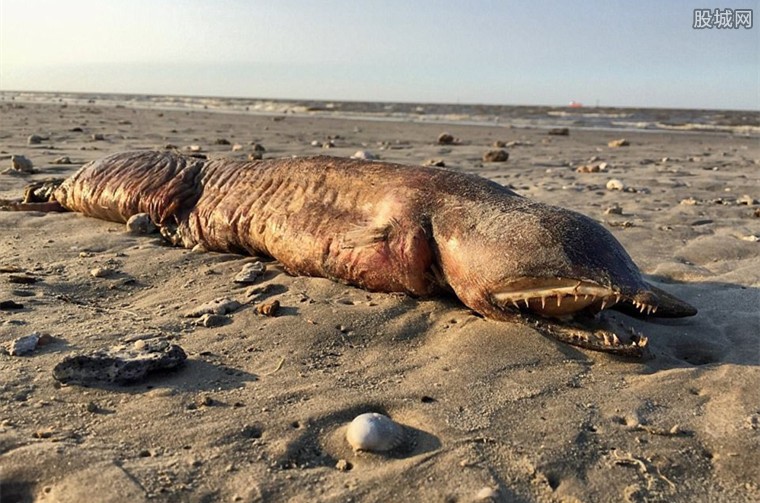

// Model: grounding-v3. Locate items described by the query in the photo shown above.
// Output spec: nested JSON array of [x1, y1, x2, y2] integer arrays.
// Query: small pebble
[[91, 133, 105, 141], [437, 132, 455, 145], [423, 159, 446, 167], [475, 487, 499, 501], [604, 204, 624, 215], [52, 156, 72, 165], [335, 459, 352, 471], [27, 134, 44, 145], [248, 151, 263, 161], [547, 128, 569, 136], [482, 150, 509, 163], [351, 150, 377, 161], [256, 299, 280, 317], [215, 138, 231, 145], [10, 155, 34, 173], [90, 267, 113, 278]]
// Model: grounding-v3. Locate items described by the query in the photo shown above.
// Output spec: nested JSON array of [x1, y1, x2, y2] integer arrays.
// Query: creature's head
[[432, 197, 696, 323]]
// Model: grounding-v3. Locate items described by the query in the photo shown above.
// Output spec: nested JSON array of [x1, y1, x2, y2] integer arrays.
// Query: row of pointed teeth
[[631, 300, 658, 315], [502, 293, 620, 310]]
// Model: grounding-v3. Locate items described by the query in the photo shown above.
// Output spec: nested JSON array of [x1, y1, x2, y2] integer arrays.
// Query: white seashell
[[345, 413, 404, 452]]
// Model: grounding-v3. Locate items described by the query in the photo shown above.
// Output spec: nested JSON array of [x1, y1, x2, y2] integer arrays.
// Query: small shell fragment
[[126, 213, 157, 234], [234, 261, 266, 284], [345, 412, 404, 452]]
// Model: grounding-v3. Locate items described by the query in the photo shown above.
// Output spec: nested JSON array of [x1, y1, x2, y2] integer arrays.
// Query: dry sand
[[0, 101, 759, 502]]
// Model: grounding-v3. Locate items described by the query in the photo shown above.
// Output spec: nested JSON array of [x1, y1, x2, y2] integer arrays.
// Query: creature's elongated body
[[47, 151, 696, 355]]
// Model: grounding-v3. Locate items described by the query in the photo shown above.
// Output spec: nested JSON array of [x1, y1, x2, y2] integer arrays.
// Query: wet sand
[[1, 100, 758, 502]]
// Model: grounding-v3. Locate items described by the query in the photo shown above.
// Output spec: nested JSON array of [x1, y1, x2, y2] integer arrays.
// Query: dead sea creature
[[346, 413, 405, 452], [8, 151, 697, 356]]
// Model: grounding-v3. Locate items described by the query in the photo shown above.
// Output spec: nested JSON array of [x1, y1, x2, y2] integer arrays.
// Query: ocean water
[[2, 91, 758, 136]]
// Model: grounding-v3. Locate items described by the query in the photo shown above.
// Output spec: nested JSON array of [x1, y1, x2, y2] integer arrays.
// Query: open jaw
[[490, 277, 658, 357]]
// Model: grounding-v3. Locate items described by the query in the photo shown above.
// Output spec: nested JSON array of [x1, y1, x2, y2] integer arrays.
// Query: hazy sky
[[1, 0, 757, 109]]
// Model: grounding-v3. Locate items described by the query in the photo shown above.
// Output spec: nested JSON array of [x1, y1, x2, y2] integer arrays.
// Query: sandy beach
[[1, 98, 759, 502]]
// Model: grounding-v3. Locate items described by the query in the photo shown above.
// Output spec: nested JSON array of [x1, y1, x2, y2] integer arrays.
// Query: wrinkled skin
[[35, 151, 698, 356]]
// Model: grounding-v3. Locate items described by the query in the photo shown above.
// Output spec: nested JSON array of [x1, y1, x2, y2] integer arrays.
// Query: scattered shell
[[482, 150, 509, 163], [231, 144, 243, 151], [506, 140, 532, 147], [423, 159, 446, 167], [90, 267, 114, 278], [608, 138, 629, 148], [91, 133, 105, 141], [680, 197, 699, 206], [10, 155, 34, 173], [6, 332, 42, 356], [52, 156, 72, 164], [234, 261, 266, 284], [475, 487, 500, 501], [604, 203, 624, 215], [52, 339, 187, 385], [335, 459, 352, 471], [437, 133, 455, 145], [322, 140, 335, 149], [576, 162, 608, 173], [492, 140, 506, 148], [188, 145, 202, 152], [737, 194, 757, 206], [194, 313, 229, 327], [345, 412, 405, 452], [741, 234, 759, 242], [125, 213, 157, 234], [310, 140, 321, 147], [606, 179, 625, 191], [351, 150, 378, 161], [27, 134, 44, 145], [255, 299, 280, 317], [547, 128, 569, 136], [184, 297, 242, 318]]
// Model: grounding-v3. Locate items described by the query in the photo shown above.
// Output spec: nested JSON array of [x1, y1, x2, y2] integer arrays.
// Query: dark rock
[[547, 128, 569, 136], [52, 340, 187, 385]]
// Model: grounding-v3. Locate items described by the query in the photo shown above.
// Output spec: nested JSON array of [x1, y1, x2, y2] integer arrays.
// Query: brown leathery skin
[[51, 150, 697, 353]]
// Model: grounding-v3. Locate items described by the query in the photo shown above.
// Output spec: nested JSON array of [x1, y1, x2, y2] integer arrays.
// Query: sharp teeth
[[601, 298, 608, 310], [612, 334, 621, 345], [557, 295, 562, 307], [574, 293, 579, 301], [511, 300, 520, 309], [646, 305, 653, 315], [652, 305, 658, 314], [616, 294, 622, 304], [639, 304, 646, 313], [523, 298, 530, 308], [541, 296, 546, 309]]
